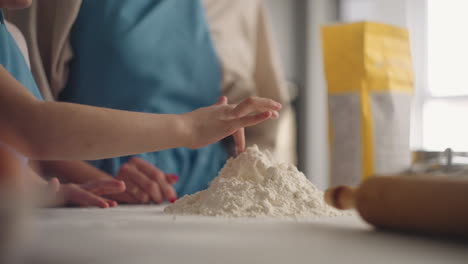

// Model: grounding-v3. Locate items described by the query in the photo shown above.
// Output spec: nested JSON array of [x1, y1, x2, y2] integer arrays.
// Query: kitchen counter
[[22, 205, 468, 264]]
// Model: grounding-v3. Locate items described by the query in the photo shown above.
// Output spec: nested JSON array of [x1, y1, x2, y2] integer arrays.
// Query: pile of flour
[[164, 145, 344, 218]]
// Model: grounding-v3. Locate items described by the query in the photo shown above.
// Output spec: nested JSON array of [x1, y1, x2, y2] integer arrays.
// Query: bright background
[[266, 0, 465, 187]]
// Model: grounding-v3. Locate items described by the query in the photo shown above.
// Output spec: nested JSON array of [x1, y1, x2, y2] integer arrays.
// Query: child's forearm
[[26, 165, 47, 185], [40, 160, 113, 184], [0, 66, 188, 160], [6, 101, 187, 160], [1, 66, 280, 161], [26, 101, 187, 160]]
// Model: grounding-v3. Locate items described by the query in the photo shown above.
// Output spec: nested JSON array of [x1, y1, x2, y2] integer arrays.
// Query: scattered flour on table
[[165, 145, 346, 218]]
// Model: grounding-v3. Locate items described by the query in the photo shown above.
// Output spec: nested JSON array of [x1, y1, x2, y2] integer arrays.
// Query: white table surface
[[21, 205, 468, 264]]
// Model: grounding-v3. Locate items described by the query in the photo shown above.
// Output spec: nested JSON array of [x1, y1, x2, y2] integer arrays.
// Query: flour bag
[[321, 22, 413, 186]]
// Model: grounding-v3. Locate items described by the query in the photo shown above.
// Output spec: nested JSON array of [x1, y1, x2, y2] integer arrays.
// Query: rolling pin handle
[[324, 186, 356, 210]]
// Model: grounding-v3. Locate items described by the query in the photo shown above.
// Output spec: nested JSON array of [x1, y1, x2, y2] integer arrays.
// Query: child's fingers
[[0, 146, 20, 185], [38, 178, 62, 208], [47, 177, 60, 193], [233, 111, 272, 129], [130, 157, 177, 203], [233, 128, 245, 156], [82, 179, 126, 196], [214, 96, 228, 105], [271, 110, 280, 119], [70, 186, 109, 208], [80, 193, 109, 208], [106, 199, 118, 207], [229, 97, 281, 119]]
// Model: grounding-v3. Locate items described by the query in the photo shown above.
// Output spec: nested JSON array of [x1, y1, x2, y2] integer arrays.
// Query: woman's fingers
[[81, 179, 125, 196], [128, 162, 162, 203], [233, 128, 245, 156], [106, 192, 138, 204], [229, 97, 281, 119], [129, 157, 177, 203], [166, 173, 179, 185], [117, 164, 152, 203], [128, 183, 151, 203]]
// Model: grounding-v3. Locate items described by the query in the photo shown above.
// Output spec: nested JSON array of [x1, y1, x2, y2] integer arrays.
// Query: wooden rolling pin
[[325, 175, 468, 238]]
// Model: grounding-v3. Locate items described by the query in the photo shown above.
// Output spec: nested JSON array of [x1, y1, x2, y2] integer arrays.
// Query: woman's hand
[[107, 157, 178, 204], [50, 178, 125, 208], [181, 96, 281, 150]]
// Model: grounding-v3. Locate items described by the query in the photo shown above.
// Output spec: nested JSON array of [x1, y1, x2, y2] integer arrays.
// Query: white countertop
[[21, 205, 468, 264]]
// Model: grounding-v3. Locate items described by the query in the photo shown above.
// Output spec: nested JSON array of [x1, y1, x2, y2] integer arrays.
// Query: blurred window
[[423, 0, 468, 151]]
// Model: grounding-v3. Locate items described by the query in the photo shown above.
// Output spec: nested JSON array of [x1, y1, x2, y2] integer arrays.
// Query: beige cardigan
[[6, 0, 296, 163]]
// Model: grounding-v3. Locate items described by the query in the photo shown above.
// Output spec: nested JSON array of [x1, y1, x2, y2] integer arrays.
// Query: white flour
[[164, 145, 344, 218]]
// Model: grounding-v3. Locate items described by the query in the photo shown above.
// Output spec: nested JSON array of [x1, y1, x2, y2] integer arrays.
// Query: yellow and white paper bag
[[321, 22, 414, 186]]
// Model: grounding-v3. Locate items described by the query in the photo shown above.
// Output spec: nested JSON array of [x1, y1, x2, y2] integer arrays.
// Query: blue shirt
[[0, 10, 43, 100], [62, 0, 228, 196]]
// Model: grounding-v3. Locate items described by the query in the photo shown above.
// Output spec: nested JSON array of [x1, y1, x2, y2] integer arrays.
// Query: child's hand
[[51, 179, 125, 208], [107, 157, 178, 204], [181, 96, 281, 150]]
